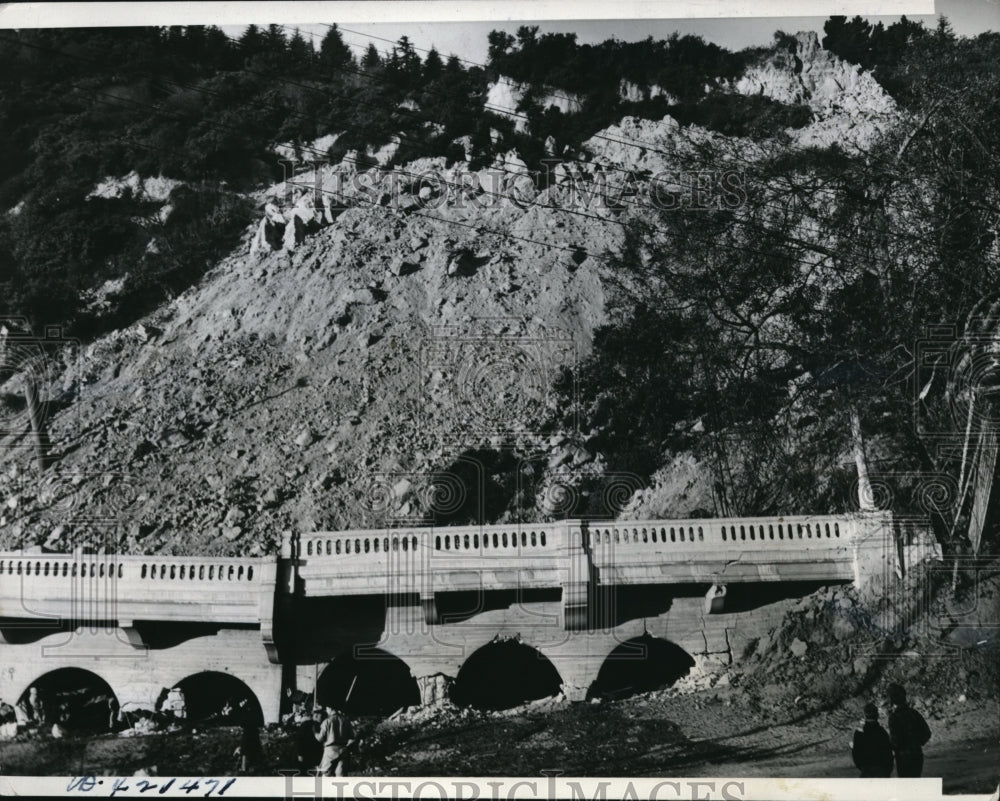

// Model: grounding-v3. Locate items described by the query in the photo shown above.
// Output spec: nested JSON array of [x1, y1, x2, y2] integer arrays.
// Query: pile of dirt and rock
[[0, 34, 918, 555], [731, 567, 1000, 723]]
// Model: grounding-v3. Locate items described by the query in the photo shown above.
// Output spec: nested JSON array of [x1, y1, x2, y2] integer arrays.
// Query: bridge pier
[[560, 520, 591, 631], [416, 674, 452, 706]]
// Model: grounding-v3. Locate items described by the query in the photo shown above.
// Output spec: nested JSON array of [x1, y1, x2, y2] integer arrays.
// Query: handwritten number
[[218, 778, 236, 796], [203, 779, 219, 797], [67, 776, 97, 792], [110, 778, 130, 797], [181, 779, 200, 794], [159, 778, 176, 794]]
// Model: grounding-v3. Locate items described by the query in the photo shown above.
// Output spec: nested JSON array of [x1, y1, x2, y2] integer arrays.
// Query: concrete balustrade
[[0, 553, 262, 585], [0, 552, 272, 627], [302, 523, 556, 560], [586, 514, 857, 552]]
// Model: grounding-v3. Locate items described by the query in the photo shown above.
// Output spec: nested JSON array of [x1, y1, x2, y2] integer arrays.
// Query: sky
[[4, 1, 998, 66], [274, 0, 1000, 65]]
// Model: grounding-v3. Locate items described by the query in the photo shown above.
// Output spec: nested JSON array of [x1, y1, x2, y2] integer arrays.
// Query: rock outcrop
[[732, 31, 900, 149]]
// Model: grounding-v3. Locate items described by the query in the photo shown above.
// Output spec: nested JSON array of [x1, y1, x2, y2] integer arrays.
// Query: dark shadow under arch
[[450, 640, 562, 711], [590, 635, 695, 700], [19, 667, 117, 732], [317, 647, 420, 716], [173, 671, 263, 726]]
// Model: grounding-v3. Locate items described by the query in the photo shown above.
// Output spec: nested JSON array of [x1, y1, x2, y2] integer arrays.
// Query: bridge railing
[[301, 521, 565, 564], [297, 522, 574, 597], [0, 553, 264, 585], [586, 514, 865, 561], [301, 514, 872, 566]]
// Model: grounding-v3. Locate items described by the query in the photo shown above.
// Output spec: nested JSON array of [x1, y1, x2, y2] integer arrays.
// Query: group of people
[[248, 191, 336, 257], [292, 705, 356, 776], [9, 686, 114, 736], [236, 698, 355, 776], [851, 683, 932, 778]]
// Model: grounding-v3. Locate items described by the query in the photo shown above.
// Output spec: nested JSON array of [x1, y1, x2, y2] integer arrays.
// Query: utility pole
[[0, 323, 50, 473]]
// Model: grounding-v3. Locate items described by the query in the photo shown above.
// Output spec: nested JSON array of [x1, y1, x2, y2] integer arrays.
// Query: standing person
[[236, 698, 263, 774], [17, 686, 47, 726], [886, 683, 931, 777], [107, 696, 120, 733], [314, 705, 355, 777], [851, 702, 893, 777], [295, 709, 323, 774]]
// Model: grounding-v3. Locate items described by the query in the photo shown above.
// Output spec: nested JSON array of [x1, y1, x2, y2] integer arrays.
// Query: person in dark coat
[[851, 702, 893, 777], [295, 709, 323, 774], [236, 698, 263, 774], [886, 683, 931, 777]]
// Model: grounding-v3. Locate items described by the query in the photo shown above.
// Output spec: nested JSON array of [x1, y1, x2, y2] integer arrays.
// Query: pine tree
[[262, 24, 288, 68], [319, 24, 354, 74], [388, 35, 421, 86], [423, 46, 444, 81], [361, 42, 381, 70], [487, 30, 515, 63], [239, 24, 265, 63], [288, 28, 314, 72]]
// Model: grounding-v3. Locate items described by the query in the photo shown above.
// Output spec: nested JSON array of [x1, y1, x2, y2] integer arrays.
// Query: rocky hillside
[[0, 31, 930, 555]]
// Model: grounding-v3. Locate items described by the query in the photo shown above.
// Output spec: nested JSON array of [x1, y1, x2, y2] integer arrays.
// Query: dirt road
[[2, 688, 996, 793]]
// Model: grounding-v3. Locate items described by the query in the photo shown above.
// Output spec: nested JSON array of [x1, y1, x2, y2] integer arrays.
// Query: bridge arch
[[589, 634, 695, 700], [169, 670, 264, 726], [450, 639, 563, 710], [317, 646, 421, 716], [16, 667, 118, 732]]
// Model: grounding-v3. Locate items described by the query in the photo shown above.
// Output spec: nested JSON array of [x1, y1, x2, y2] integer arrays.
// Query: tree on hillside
[[361, 42, 381, 70], [319, 24, 354, 74], [822, 15, 874, 66], [386, 35, 422, 92], [487, 30, 515, 63], [423, 46, 444, 81], [287, 28, 314, 73], [238, 24, 266, 63]]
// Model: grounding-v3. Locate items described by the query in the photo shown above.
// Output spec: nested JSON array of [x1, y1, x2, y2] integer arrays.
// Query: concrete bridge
[[0, 512, 935, 725]]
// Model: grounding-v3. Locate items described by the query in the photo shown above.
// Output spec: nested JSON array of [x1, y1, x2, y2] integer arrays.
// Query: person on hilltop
[[850, 702, 894, 777], [314, 705, 355, 777], [886, 683, 931, 777]]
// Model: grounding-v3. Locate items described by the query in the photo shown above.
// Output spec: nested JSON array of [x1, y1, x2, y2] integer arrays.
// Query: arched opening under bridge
[[18, 667, 117, 732], [450, 640, 562, 711], [317, 647, 420, 716], [171, 671, 263, 726], [590, 635, 695, 700]]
